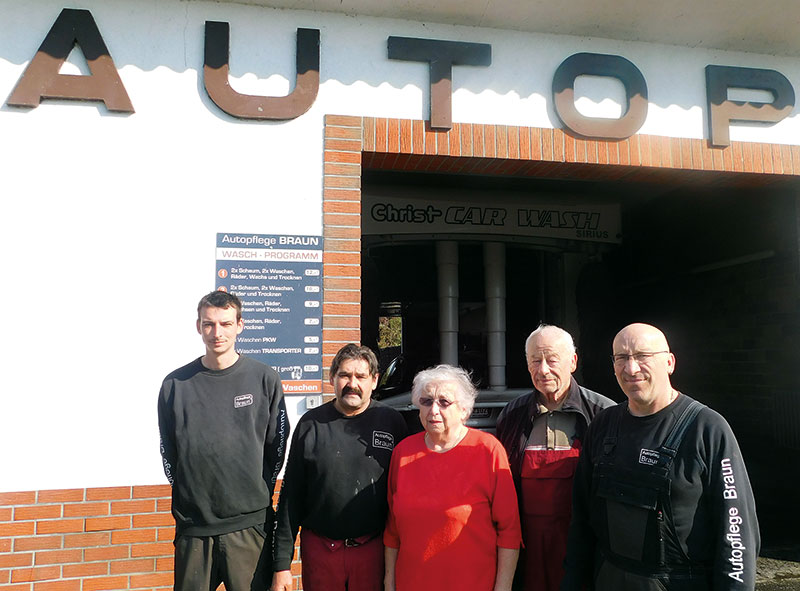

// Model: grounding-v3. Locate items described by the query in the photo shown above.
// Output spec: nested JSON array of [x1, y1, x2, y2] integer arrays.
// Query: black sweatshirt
[[158, 355, 288, 537], [563, 393, 760, 591], [272, 399, 407, 571]]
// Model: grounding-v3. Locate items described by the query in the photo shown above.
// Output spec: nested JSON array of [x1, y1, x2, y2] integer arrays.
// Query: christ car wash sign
[[362, 195, 621, 243], [215, 233, 323, 395]]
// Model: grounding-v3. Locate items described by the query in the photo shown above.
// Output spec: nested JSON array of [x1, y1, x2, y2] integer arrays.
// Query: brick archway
[[320, 114, 800, 393]]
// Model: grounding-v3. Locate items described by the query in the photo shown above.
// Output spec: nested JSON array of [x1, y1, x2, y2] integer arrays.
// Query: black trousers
[[174, 525, 271, 591]]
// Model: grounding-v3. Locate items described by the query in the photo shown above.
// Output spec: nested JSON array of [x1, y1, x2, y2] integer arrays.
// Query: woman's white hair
[[411, 364, 478, 417]]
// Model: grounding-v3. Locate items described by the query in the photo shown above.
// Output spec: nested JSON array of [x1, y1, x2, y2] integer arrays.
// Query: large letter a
[[7, 8, 134, 112]]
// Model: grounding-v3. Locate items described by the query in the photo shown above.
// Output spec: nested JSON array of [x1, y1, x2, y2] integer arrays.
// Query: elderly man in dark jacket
[[497, 324, 614, 591]]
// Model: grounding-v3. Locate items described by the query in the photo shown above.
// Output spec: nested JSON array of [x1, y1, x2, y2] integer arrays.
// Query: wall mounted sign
[[362, 194, 621, 243], [6, 8, 796, 147], [204, 21, 319, 120], [6, 8, 133, 112], [552, 52, 648, 140], [215, 233, 323, 395], [387, 36, 492, 129], [705, 65, 795, 147]]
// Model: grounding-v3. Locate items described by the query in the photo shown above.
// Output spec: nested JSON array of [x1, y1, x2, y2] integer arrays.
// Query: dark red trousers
[[300, 528, 384, 591]]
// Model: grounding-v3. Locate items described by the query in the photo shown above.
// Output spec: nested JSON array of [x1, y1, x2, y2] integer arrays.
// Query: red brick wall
[[0, 484, 302, 591], [0, 486, 174, 591], [322, 115, 365, 395], [359, 117, 800, 176]]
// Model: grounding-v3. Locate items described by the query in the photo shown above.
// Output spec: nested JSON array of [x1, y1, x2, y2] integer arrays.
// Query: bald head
[[613, 323, 670, 353], [613, 323, 676, 416]]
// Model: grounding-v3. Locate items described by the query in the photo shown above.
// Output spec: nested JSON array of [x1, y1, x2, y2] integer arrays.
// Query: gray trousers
[[174, 525, 271, 591]]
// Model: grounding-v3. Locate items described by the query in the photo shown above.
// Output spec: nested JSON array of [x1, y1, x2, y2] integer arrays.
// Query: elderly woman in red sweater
[[383, 365, 521, 591]]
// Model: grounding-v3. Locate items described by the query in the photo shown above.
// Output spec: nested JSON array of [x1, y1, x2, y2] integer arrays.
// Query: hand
[[384, 546, 398, 591], [270, 570, 293, 591]]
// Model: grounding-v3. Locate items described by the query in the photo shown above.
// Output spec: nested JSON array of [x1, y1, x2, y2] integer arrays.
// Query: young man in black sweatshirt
[[158, 291, 288, 591]]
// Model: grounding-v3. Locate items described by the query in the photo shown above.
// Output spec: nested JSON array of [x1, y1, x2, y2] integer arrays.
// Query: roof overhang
[[207, 0, 800, 58]]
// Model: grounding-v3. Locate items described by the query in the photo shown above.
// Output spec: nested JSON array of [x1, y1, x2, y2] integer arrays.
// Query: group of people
[[158, 291, 759, 591]]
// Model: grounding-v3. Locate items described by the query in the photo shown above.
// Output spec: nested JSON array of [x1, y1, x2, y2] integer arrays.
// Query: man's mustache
[[342, 385, 362, 396]]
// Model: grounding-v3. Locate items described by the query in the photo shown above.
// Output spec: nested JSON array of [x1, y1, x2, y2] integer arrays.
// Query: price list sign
[[216, 233, 323, 395]]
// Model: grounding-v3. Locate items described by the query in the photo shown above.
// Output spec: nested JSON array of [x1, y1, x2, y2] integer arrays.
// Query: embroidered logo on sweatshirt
[[639, 448, 660, 465], [234, 394, 254, 408], [373, 431, 394, 450]]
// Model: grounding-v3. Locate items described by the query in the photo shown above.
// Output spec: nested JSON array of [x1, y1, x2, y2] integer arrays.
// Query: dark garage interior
[[361, 168, 800, 548]]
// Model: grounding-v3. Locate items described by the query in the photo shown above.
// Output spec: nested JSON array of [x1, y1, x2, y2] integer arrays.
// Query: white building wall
[[0, 0, 798, 492]]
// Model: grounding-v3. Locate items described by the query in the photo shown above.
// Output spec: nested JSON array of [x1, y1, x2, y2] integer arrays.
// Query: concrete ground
[[757, 547, 800, 590]]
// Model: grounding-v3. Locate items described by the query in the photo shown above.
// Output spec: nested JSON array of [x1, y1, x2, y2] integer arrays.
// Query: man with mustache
[[271, 344, 407, 591]]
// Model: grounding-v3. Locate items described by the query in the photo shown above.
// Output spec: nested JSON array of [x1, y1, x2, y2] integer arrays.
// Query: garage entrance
[[354, 145, 800, 552], [361, 166, 800, 404], [320, 115, 800, 545]]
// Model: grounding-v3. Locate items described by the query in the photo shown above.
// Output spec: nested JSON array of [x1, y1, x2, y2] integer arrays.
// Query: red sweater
[[385, 428, 522, 591]]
